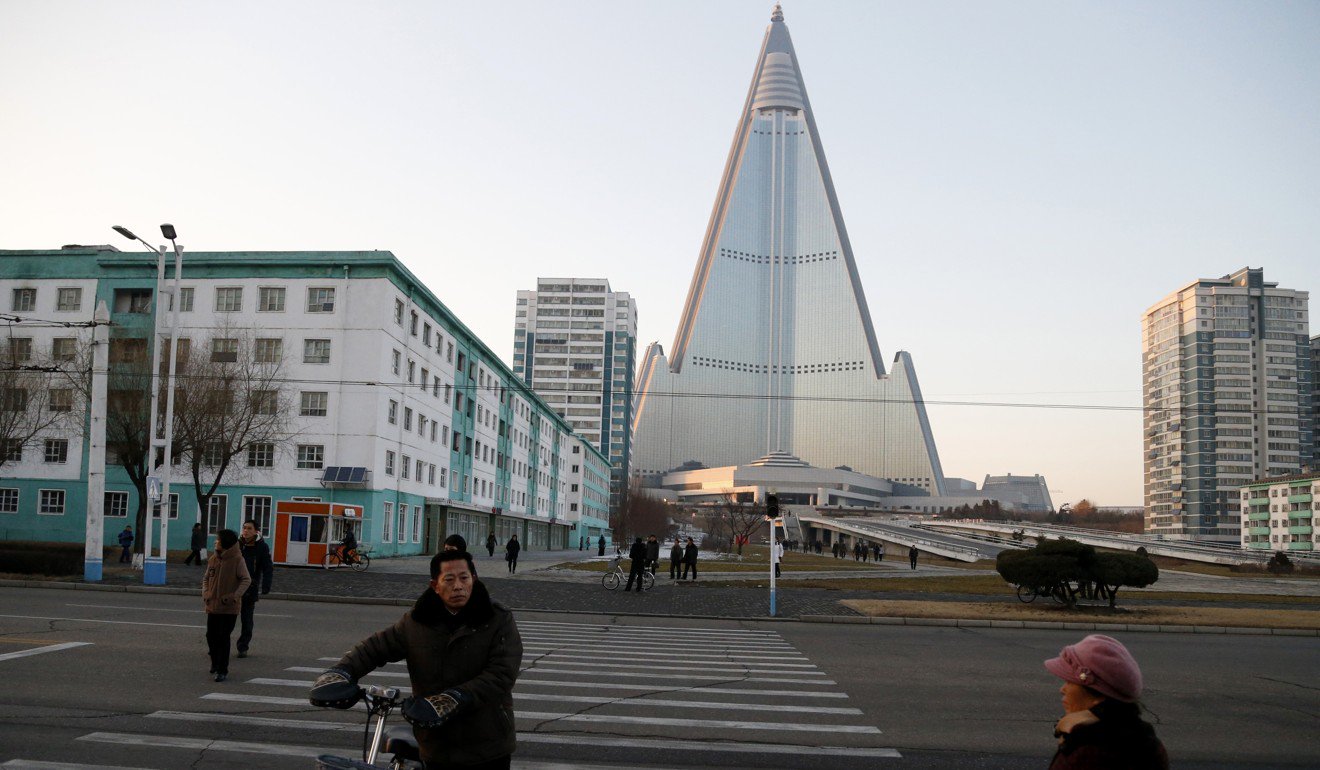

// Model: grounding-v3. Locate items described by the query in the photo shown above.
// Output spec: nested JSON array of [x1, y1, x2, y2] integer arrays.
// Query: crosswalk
[[26, 619, 901, 768]]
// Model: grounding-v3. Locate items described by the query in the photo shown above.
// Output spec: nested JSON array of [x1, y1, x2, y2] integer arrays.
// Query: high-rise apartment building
[[630, 7, 946, 492], [1313, 334, 1320, 467], [513, 278, 637, 512], [1142, 267, 1313, 542]]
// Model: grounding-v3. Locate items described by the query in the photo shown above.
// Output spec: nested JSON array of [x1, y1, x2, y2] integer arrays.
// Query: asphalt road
[[0, 586, 1316, 769]]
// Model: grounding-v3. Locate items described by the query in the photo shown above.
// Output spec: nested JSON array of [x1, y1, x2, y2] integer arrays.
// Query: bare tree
[[1, 335, 87, 468], [172, 330, 294, 530], [613, 479, 674, 541], [714, 491, 766, 555]]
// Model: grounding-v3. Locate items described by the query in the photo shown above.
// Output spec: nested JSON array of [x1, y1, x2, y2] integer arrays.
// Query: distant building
[[1238, 471, 1319, 552], [563, 436, 613, 548], [1143, 267, 1313, 542], [513, 278, 637, 514], [944, 477, 979, 493], [1313, 334, 1320, 467], [980, 474, 1054, 513]]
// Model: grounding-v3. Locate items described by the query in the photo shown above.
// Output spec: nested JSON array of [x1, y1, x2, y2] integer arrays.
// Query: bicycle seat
[[382, 725, 421, 762]]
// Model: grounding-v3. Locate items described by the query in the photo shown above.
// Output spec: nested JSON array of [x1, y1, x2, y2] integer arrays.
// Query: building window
[[113, 288, 153, 314], [251, 390, 278, 415], [244, 495, 273, 537], [306, 287, 335, 313], [401, 454, 411, 479], [0, 488, 18, 514], [56, 288, 82, 312], [300, 391, 328, 417], [39, 489, 65, 515], [447, 341, 454, 363], [2, 439, 21, 462], [394, 299, 405, 325], [398, 505, 408, 543], [174, 287, 194, 312], [11, 288, 35, 312], [385, 450, 395, 476], [416, 459, 423, 481], [44, 439, 68, 464], [392, 350, 401, 375], [428, 464, 436, 485], [413, 505, 423, 542], [247, 442, 275, 468], [430, 421, 437, 442], [201, 442, 224, 466], [215, 287, 243, 312], [410, 311, 419, 336], [51, 337, 77, 361], [404, 407, 413, 431], [49, 389, 73, 413], [296, 444, 324, 469], [105, 490, 129, 518], [388, 400, 398, 424], [205, 494, 228, 533], [408, 360, 415, 384], [211, 338, 239, 363], [5, 338, 32, 362], [433, 376, 441, 398], [382, 501, 394, 542], [420, 368, 429, 392], [254, 338, 283, 363], [303, 339, 331, 364], [422, 323, 431, 345]]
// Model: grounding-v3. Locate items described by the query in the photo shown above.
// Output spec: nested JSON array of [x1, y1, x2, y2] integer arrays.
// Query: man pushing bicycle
[[310, 550, 523, 769]]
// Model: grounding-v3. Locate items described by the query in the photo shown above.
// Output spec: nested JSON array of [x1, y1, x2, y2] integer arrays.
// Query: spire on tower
[[771, 4, 784, 23]]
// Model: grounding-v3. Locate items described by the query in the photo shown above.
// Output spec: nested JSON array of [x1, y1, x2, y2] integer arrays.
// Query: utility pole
[[83, 301, 110, 582]]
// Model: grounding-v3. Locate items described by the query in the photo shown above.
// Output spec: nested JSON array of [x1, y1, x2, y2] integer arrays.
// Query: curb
[[2, 578, 1316, 636]]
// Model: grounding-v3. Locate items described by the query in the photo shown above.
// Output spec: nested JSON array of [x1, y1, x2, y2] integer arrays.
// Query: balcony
[[1287, 541, 1315, 551], [1248, 526, 1270, 536], [1289, 494, 1312, 503], [1247, 511, 1270, 521], [1287, 525, 1313, 536]]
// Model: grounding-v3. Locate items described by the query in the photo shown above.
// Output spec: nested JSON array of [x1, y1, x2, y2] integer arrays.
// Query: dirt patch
[[839, 599, 1320, 630]]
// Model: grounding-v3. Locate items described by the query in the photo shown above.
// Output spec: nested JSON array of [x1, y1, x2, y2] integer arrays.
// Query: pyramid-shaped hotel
[[631, 5, 947, 494]]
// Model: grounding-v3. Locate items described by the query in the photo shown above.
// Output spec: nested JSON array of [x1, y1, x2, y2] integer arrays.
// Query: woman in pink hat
[[1044, 634, 1167, 769]]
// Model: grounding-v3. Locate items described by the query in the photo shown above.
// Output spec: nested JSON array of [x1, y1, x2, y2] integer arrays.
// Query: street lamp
[[112, 224, 184, 586]]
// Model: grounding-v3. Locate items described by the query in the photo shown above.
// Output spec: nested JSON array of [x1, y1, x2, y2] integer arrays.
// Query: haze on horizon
[[2, 0, 1317, 508]]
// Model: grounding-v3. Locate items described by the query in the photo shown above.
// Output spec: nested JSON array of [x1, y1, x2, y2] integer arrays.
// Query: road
[[0, 586, 1316, 769]]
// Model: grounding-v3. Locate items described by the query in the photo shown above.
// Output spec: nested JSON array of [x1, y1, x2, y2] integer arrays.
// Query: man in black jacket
[[644, 535, 660, 576], [624, 536, 648, 592], [236, 519, 273, 658], [312, 550, 523, 769]]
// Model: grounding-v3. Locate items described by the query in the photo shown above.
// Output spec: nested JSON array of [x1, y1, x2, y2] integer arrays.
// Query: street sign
[[146, 476, 162, 501]]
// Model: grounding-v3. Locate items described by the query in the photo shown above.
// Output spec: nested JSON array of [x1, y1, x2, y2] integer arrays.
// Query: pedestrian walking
[[310, 550, 523, 768], [184, 522, 206, 565], [505, 533, 521, 574], [624, 537, 648, 592], [486, 532, 497, 558], [668, 539, 683, 579], [1044, 634, 1168, 769], [117, 526, 134, 563], [202, 529, 251, 682], [908, 545, 919, 570], [876, 542, 885, 562], [236, 519, 273, 659], [645, 535, 660, 577], [579, 536, 584, 551], [772, 539, 784, 578], [597, 535, 606, 556], [682, 537, 699, 581], [860, 541, 869, 563]]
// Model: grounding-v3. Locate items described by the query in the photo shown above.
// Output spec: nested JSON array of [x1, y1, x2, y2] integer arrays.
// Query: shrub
[[0, 541, 86, 576], [996, 537, 1158, 608], [1267, 551, 1295, 575]]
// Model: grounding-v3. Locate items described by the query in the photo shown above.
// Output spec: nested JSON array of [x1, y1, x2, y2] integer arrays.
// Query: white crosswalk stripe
[[67, 619, 901, 765]]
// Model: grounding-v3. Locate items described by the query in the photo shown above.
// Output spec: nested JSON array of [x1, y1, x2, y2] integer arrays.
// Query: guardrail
[[799, 514, 986, 562]]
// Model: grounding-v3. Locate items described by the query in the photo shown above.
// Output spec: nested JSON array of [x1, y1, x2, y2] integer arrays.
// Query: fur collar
[[411, 580, 495, 628]]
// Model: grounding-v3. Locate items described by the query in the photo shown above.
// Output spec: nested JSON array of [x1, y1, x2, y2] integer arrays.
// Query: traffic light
[[765, 494, 779, 519]]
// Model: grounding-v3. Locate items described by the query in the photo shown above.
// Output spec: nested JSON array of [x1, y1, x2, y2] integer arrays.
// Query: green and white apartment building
[[0, 245, 610, 556], [1239, 471, 1320, 552]]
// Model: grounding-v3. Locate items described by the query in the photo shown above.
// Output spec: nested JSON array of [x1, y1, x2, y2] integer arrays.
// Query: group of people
[[618, 535, 699, 590]]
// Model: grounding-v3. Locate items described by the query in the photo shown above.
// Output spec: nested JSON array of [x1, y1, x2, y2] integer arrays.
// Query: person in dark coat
[[874, 542, 884, 562], [184, 522, 206, 565], [908, 545, 919, 570], [117, 526, 134, 563], [681, 537, 698, 581], [202, 529, 251, 682], [504, 534, 521, 574], [645, 535, 660, 577], [668, 539, 684, 580], [1044, 634, 1168, 770], [236, 519, 273, 658], [624, 537, 648, 592], [486, 532, 497, 557], [597, 535, 606, 556], [312, 550, 523, 768]]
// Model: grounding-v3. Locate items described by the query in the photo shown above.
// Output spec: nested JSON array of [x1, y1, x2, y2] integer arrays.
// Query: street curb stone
[[2, 578, 1316, 636]]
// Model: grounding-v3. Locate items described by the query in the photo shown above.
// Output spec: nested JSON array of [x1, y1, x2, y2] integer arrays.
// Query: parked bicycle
[[324, 544, 372, 572], [602, 556, 654, 591], [312, 683, 422, 769]]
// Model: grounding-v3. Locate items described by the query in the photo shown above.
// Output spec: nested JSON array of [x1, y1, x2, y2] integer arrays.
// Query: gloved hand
[[402, 689, 469, 728], [309, 667, 361, 709]]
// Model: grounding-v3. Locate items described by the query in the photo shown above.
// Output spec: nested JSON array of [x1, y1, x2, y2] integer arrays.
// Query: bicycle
[[602, 556, 654, 591], [314, 684, 422, 769], [324, 545, 372, 572]]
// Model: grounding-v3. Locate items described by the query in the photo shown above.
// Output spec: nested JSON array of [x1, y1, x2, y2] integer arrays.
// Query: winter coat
[[190, 528, 207, 551], [202, 546, 251, 615], [669, 543, 683, 564], [117, 529, 134, 548], [239, 535, 273, 599], [645, 540, 660, 564], [1049, 700, 1168, 770], [335, 582, 523, 765], [683, 543, 698, 565], [628, 540, 647, 563], [505, 539, 521, 559]]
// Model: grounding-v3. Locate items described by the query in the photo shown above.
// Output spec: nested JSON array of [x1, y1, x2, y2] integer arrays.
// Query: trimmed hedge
[[0, 541, 96, 576]]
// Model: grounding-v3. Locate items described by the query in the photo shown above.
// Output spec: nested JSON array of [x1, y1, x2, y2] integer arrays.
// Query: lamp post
[[112, 224, 184, 586]]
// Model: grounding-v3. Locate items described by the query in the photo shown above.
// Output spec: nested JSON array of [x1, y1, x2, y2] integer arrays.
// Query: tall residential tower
[[630, 6, 946, 492], [513, 278, 638, 511], [1142, 267, 1313, 542]]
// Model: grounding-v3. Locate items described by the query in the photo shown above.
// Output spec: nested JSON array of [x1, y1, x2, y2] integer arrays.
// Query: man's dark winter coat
[[335, 582, 523, 765]]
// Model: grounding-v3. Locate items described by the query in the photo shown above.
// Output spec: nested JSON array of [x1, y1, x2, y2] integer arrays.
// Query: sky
[[2, 0, 1318, 506]]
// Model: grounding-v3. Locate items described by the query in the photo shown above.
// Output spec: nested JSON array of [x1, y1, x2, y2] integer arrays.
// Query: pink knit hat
[[1044, 634, 1143, 703]]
